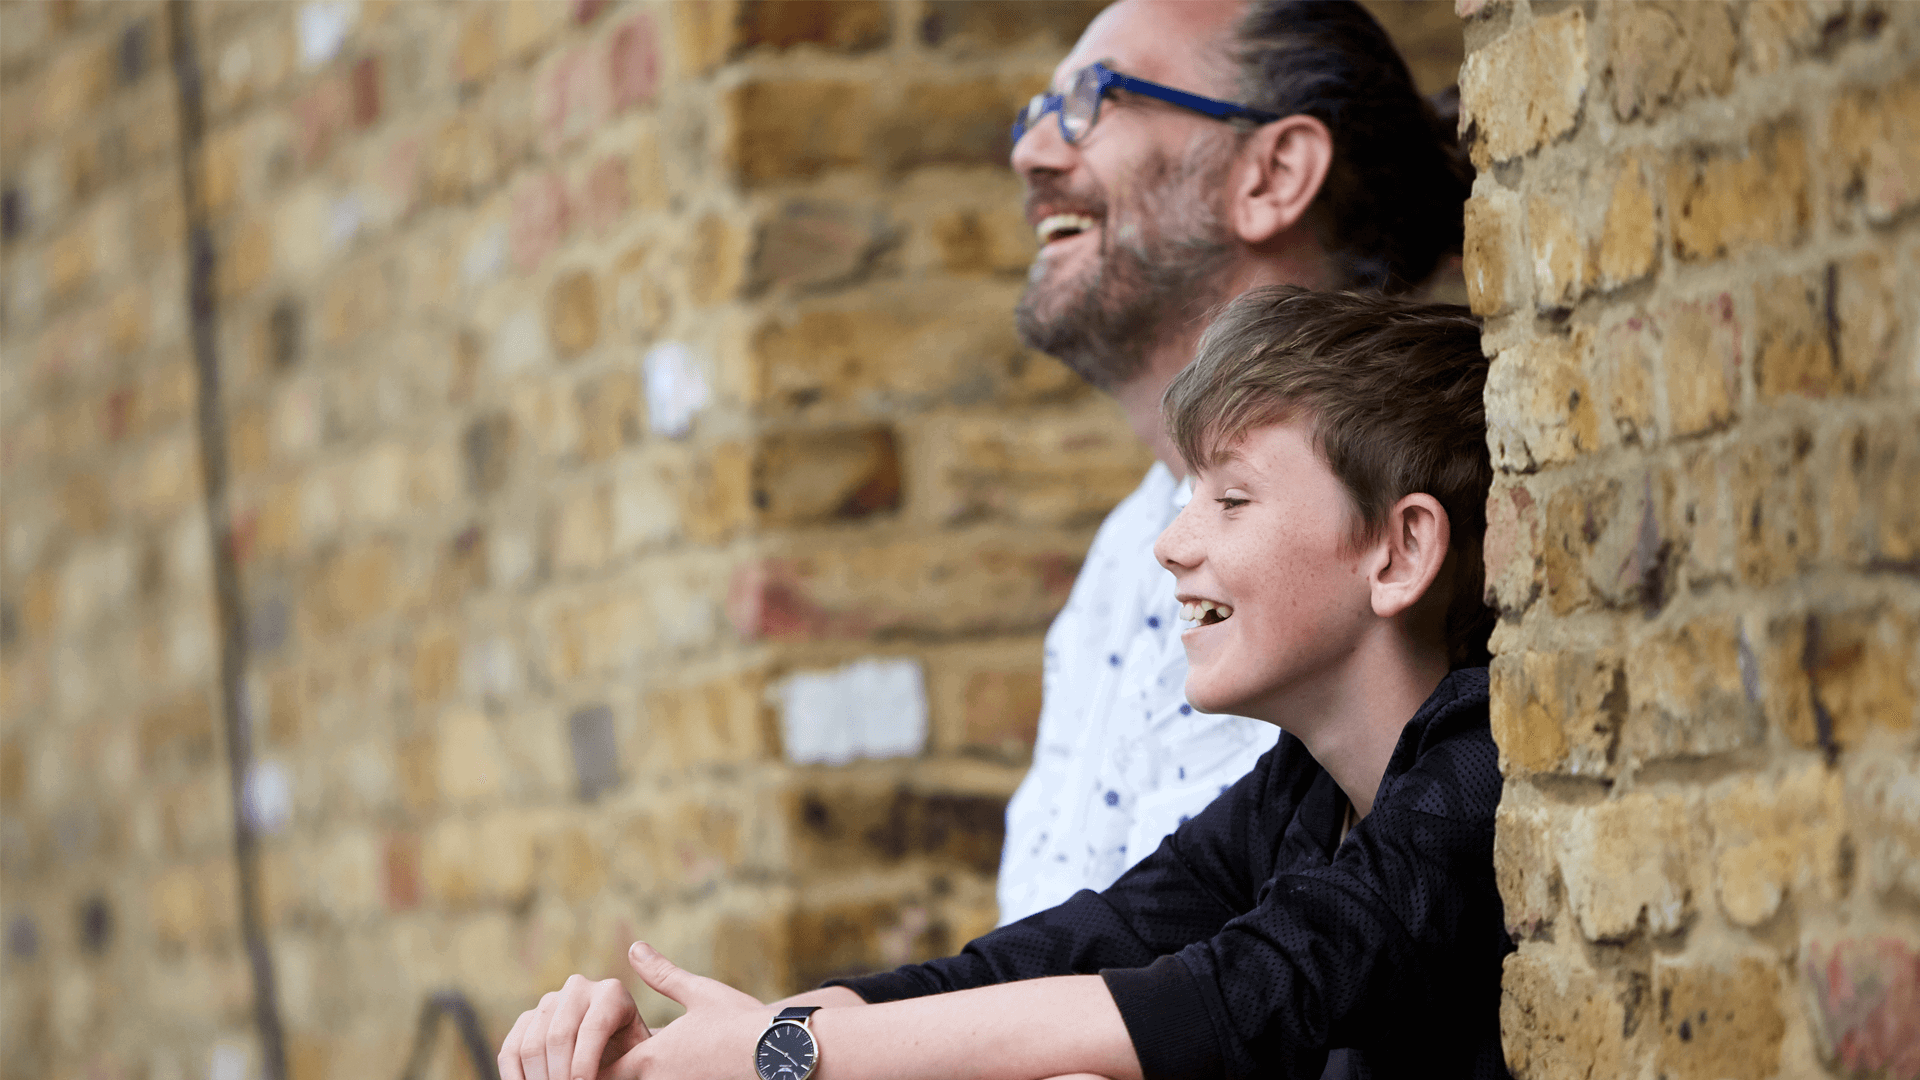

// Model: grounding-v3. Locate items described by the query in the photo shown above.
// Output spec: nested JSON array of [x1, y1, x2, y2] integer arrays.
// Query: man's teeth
[[1036, 213, 1098, 243], [1180, 600, 1234, 625]]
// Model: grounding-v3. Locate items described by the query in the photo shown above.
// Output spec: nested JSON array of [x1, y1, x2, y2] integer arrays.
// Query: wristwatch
[[753, 1005, 822, 1080]]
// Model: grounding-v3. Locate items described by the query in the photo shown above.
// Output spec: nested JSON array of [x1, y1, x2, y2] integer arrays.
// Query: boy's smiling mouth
[[1179, 599, 1234, 626]]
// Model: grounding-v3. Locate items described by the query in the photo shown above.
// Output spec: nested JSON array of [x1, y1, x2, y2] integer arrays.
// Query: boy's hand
[[501, 942, 772, 1080], [499, 970, 649, 1080], [610, 941, 772, 1080]]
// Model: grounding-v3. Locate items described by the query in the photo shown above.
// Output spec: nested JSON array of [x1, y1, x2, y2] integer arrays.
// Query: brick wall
[[1461, 2, 1920, 1077], [0, 3, 1462, 1079]]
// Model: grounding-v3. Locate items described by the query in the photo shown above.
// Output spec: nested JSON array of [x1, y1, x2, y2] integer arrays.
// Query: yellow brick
[[1500, 947, 1633, 1079], [1830, 70, 1920, 225], [303, 541, 395, 632], [1832, 249, 1908, 394], [1705, 766, 1845, 926], [686, 212, 745, 306], [1595, 150, 1658, 288], [640, 672, 771, 772], [216, 217, 274, 300], [1653, 955, 1785, 1080], [1490, 649, 1624, 776], [1493, 800, 1558, 938], [435, 707, 511, 807], [753, 426, 901, 526], [1667, 119, 1810, 262], [1484, 329, 1601, 471], [1591, 312, 1657, 446], [1744, 0, 1827, 74], [45, 221, 95, 303], [454, 6, 498, 84], [678, 441, 754, 543], [672, 0, 744, 75], [502, 0, 569, 61], [723, 80, 873, 186], [926, 412, 1151, 528], [546, 269, 599, 359], [410, 628, 460, 708], [1787, 608, 1919, 747], [1526, 196, 1587, 309], [1605, 2, 1738, 122], [577, 370, 641, 463], [1556, 792, 1696, 941], [1458, 10, 1588, 167], [1463, 188, 1526, 317], [1732, 430, 1818, 587], [1659, 294, 1739, 438], [1753, 272, 1833, 401], [960, 667, 1041, 753], [1829, 417, 1920, 570], [1623, 619, 1758, 765], [550, 483, 612, 575]]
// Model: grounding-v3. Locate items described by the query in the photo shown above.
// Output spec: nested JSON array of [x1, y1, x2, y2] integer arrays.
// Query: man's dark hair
[[1231, 1, 1470, 293], [1164, 286, 1493, 665]]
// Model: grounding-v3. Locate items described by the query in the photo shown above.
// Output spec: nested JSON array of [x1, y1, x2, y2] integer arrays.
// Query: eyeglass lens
[[1013, 65, 1106, 146], [1062, 64, 1102, 142]]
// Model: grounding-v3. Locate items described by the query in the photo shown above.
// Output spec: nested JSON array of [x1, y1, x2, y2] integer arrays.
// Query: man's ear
[[1229, 113, 1333, 247], [1367, 493, 1450, 620]]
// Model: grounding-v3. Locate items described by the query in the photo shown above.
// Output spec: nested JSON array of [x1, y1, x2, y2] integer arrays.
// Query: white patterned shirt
[[997, 463, 1282, 925]]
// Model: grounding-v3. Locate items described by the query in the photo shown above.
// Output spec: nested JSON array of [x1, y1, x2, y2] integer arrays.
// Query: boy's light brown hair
[[1164, 285, 1494, 664]]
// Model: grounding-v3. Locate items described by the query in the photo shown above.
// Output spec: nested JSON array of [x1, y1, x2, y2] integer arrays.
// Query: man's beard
[[1015, 139, 1238, 392]]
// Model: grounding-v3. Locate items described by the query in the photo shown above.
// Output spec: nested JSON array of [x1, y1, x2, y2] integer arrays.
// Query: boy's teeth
[[1180, 600, 1234, 624]]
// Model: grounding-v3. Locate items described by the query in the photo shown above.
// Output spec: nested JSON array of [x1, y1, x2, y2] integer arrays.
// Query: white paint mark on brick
[[462, 223, 506, 283], [327, 195, 363, 250], [209, 1041, 250, 1080], [644, 342, 709, 439], [243, 760, 292, 835], [297, 2, 357, 69], [776, 658, 928, 766]]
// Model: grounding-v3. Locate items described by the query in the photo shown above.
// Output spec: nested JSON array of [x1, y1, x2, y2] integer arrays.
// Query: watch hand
[[772, 1043, 800, 1066]]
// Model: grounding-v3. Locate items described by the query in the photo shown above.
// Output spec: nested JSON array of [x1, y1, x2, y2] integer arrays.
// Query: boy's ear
[[1229, 114, 1333, 247], [1367, 493, 1450, 621]]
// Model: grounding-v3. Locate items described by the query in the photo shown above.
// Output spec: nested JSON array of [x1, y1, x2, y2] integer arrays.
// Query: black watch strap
[[773, 1006, 821, 1022]]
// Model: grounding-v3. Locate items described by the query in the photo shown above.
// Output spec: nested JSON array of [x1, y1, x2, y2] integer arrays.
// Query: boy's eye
[[1215, 497, 1248, 509]]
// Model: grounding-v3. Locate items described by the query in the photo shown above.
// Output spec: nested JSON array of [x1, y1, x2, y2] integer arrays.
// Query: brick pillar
[[1461, 2, 1920, 1077]]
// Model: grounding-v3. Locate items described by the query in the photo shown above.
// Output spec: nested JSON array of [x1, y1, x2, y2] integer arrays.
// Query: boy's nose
[[1154, 501, 1202, 572]]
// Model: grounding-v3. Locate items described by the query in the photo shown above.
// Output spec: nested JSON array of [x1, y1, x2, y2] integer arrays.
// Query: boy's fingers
[[544, 975, 595, 1080], [627, 941, 692, 1005], [497, 1008, 535, 1080], [518, 991, 559, 1080], [570, 978, 645, 1080]]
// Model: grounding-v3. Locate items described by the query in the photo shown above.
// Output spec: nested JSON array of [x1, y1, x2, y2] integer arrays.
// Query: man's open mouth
[[1180, 600, 1234, 626], [1035, 212, 1100, 244]]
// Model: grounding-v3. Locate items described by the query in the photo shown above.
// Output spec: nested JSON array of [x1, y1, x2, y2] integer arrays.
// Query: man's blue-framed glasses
[[1011, 62, 1282, 146]]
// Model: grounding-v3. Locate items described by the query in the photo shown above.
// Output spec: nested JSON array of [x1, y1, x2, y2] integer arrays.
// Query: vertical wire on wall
[[165, 2, 289, 1076]]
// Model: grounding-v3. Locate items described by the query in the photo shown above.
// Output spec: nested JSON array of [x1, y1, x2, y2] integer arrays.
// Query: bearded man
[[995, 0, 1471, 924]]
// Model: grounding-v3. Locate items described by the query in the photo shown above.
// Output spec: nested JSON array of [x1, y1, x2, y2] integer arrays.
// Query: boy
[[498, 287, 1509, 1080]]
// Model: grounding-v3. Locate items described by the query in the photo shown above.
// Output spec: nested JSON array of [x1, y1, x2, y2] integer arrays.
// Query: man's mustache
[[1024, 174, 1109, 221]]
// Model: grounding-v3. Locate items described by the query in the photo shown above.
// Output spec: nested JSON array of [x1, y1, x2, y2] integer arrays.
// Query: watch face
[[755, 1021, 817, 1080]]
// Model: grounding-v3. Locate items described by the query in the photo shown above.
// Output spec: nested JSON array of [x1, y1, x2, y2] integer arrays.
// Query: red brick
[[608, 13, 659, 110], [351, 55, 380, 128], [510, 172, 569, 272]]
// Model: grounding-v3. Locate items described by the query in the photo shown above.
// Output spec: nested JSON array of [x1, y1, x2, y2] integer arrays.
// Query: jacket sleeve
[[824, 744, 1282, 1003], [1100, 728, 1507, 1080]]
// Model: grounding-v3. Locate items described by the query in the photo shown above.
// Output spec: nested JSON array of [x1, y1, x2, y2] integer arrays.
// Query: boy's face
[[1153, 417, 1375, 720]]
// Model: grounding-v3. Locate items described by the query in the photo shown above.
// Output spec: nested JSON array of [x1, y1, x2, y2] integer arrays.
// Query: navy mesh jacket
[[829, 668, 1512, 1080]]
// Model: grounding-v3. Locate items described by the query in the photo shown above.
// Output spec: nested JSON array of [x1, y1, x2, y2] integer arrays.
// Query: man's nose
[[1010, 109, 1075, 176]]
